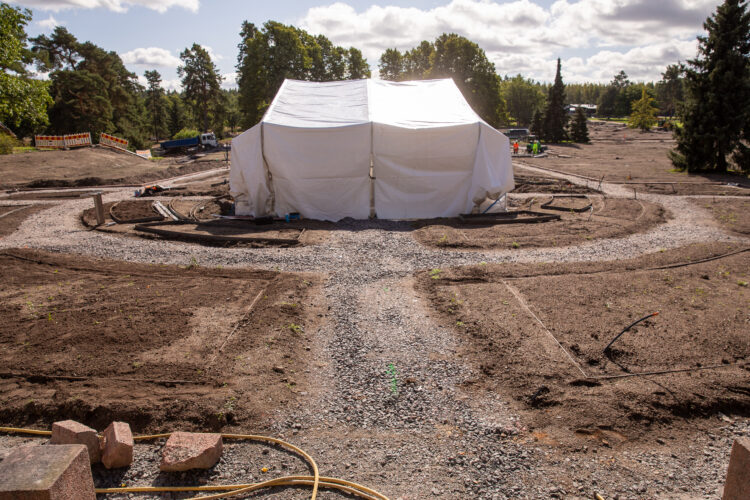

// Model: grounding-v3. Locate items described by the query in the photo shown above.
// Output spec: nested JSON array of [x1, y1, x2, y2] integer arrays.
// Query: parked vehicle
[[160, 133, 218, 152]]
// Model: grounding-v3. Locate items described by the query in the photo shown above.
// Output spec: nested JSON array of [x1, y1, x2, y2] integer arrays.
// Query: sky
[[12, 0, 722, 91]]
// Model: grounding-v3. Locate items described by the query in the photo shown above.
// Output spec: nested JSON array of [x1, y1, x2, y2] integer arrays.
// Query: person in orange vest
[[513, 141, 519, 154]]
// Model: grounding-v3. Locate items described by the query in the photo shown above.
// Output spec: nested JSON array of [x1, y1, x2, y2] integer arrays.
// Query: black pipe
[[604, 311, 659, 353]]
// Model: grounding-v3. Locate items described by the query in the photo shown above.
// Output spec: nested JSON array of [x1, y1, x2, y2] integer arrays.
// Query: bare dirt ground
[[0, 204, 52, 237], [0, 136, 749, 499], [418, 242, 750, 446], [414, 196, 669, 250], [0, 249, 324, 434], [519, 121, 750, 195], [692, 197, 750, 235], [0, 147, 228, 189]]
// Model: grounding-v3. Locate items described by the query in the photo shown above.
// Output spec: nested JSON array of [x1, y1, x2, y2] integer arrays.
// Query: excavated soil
[[0, 205, 53, 238], [0, 147, 226, 189], [414, 196, 669, 250], [519, 121, 749, 195], [0, 249, 324, 433], [692, 197, 750, 235], [418, 242, 750, 445]]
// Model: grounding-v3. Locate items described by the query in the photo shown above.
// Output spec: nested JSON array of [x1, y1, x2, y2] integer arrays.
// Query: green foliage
[[530, 109, 544, 137], [671, 0, 750, 173], [144, 70, 167, 140], [236, 21, 370, 128], [0, 4, 52, 136], [167, 92, 189, 138], [0, 3, 32, 72], [501, 74, 545, 127], [656, 64, 684, 117], [386, 363, 398, 396], [628, 87, 658, 131], [378, 34, 509, 127], [178, 43, 223, 133], [32, 27, 146, 147], [173, 127, 200, 140], [0, 131, 18, 154], [541, 58, 568, 142], [570, 107, 590, 143]]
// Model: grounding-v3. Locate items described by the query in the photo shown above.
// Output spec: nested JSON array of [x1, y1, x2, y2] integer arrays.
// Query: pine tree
[[144, 70, 167, 140], [570, 107, 589, 143], [670, 0, 750, 173], [542, 58, 568, 142], [178, 43, 223, 133], [530, 109, 544, 138], [628, 87, 658, 131]]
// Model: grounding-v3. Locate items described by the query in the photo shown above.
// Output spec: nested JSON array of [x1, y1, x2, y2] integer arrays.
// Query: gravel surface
[[1, 167, 749, 499]]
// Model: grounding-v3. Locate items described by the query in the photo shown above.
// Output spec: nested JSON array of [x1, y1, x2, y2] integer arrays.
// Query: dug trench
[[0, 248, 325, 434], [417, 242, 750, 447]]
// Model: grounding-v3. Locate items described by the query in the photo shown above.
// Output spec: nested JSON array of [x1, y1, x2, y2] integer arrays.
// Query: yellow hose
[[0, 427, 389, 500]]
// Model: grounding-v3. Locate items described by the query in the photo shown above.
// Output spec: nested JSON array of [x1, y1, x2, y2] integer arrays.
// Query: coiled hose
[[0, 427, 389, 500]]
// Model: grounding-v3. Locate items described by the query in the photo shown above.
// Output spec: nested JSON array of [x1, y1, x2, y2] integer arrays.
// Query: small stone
[[723, 438, 750, 500], [0, 444, 95, 499], [160, 432, 223, 472], [50, 420, 101, 464], [273, 366, 285, 374], [101, 422, 134, 469]]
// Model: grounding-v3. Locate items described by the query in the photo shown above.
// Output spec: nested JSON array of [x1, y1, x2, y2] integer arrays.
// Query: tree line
[[0, 0, 747, 173]]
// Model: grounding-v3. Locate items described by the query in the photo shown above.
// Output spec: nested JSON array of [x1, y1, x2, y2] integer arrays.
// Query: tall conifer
[[542, 58, 568, 142], [670, 0, 750, 173]]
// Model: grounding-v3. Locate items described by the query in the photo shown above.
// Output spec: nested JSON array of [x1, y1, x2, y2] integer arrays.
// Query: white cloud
[[36, 14, 62, 29], [121, 47, 181, 67], [203, 46, 223, 62], [137, 74, 181, 90], [221, 72, 237, 89], [298, 0, 715, 82], [13, 0, 198, 13]]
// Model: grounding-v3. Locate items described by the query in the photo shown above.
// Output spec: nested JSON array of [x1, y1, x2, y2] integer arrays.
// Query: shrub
[[172, 127, 200, 140], [0, 133, 19, 155]]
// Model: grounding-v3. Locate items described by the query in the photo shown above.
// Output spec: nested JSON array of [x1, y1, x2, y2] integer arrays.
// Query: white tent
[[230, 78, 514, 221]]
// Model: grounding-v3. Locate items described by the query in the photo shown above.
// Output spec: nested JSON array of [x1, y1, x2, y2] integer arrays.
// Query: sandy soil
[[0, 147, 227, 189], [0, 249, 324, 433]]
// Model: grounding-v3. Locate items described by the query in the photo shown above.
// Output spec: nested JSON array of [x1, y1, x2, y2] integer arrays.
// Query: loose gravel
[[1, 168, 748, 499]]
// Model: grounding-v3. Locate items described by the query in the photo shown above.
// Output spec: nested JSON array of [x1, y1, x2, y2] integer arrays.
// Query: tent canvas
[[230, 78, 514, 221]]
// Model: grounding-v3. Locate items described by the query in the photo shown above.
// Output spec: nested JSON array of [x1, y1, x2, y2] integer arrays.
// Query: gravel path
[[1, 169, 748, 499]]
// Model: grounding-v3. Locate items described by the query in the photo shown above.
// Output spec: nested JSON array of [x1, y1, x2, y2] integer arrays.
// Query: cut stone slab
[[0, 444, 95, 500], [723, 438, 750, 500], [160, 432, 223, 472], [50, 420, 101, 464], [100, 421, 133, 469]]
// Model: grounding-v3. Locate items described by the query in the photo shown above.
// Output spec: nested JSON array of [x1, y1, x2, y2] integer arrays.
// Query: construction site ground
[[0, 146, 228, 189], [0, 120, 749, 499], [519, 121, 750, 196]]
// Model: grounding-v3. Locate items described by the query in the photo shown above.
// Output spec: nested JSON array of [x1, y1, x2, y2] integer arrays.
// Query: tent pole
[[369, 121, 375, 219]]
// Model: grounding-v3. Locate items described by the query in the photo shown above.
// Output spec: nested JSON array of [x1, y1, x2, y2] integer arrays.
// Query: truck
[[160, 133, 218, 152]]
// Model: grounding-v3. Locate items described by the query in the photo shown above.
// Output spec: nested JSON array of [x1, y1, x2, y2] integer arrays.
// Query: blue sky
[[14, 0, 718, 89]]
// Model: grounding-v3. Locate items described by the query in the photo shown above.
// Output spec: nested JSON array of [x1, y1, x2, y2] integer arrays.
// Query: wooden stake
[[93, 193, 105, 225]]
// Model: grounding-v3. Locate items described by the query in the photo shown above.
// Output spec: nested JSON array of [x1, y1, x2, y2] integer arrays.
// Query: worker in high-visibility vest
[[513, 141, 519, 154], [532, 141, 539, 155]]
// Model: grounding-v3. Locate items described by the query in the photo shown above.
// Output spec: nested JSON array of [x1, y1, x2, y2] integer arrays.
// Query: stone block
[[160, 432, 222, 472], [723, 438, 750, 500], [0, 444, 95, 500], [101, 421, 133, 469], [50, 420, 100, 464]]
